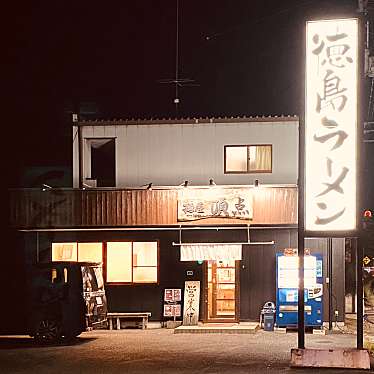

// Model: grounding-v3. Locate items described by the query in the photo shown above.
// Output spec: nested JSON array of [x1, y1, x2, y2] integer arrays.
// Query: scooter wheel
[[34, 318, 62, 344]]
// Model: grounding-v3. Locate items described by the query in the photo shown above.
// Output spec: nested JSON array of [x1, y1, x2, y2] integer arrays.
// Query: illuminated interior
[[52, 241, 158, 284], [225, 146, 247, 172], [106, 242, 132, 282], [132, 242, 158, 282], [52, 242, 102, 263], [52, 243, 78, 261], [133, 242, 157, 266], [107, 241, 158, 283], [77, 243, 103, 263], [248, 145, 272, 171], [225, 145, 272, 173], [208, 260, 236, 320]]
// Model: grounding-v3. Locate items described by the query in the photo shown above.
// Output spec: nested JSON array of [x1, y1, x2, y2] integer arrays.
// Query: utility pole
[[357, 0, 370, 350]]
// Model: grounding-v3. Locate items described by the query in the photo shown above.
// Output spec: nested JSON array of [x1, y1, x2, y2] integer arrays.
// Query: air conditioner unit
[[83, 178, 97, 188]]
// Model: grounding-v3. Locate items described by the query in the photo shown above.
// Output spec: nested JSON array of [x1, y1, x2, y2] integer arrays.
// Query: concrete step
[[174, 322, 259, 334]]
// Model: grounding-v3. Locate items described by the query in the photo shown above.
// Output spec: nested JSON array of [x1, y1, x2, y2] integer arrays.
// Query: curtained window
[[224, 144, 272, 173]]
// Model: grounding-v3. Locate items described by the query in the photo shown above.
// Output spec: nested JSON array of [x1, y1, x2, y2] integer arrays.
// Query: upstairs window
[[224, 145, 272, 174]]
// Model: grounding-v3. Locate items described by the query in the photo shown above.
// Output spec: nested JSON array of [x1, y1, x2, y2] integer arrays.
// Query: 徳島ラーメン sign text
[[305, 18, 358, 232], [177, 188, 253, 221]]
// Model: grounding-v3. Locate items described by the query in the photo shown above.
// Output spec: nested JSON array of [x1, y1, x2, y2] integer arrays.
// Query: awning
[[180, 244, 242, 261]]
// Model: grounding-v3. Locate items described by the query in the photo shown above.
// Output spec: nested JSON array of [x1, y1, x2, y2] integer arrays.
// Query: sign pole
[[356, 14, 365, 350], [356, 237, 364, 349], [328, 238, 333, 331], [298, 115, 305, 349]]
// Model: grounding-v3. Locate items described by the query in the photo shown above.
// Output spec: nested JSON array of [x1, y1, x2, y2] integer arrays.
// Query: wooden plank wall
[[9, 187, 297, 229]]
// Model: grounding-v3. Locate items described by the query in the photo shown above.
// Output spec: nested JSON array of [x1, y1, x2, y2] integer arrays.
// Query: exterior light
[[364, 210, 373, 219], [42, 184, 52, 191], [209, 179, 216, 186], [183, 180, 189, 188], [254, 179, 259, 188]]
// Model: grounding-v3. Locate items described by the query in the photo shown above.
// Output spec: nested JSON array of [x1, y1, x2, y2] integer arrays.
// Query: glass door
[[207, 260, 237, 321]]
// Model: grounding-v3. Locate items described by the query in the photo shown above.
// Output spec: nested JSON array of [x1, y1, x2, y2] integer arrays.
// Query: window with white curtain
[[224, 145, 272, 173]]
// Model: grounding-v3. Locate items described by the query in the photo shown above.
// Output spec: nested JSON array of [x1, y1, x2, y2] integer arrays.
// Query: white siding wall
[[73, 120, 298, 188]]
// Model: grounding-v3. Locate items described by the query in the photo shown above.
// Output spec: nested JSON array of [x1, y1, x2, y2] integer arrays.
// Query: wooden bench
[[107, 312, 152, 330]]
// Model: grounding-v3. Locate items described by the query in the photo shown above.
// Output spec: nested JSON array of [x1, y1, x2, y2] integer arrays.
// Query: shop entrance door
[[206, 260, 238, 322]]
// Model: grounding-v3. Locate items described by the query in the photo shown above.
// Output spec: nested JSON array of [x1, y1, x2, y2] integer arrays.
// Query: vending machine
[[276, 250, 323, 328]]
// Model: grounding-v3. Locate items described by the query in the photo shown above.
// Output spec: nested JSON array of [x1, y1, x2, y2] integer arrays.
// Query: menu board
[[163, 304, 181, 317], [164, 289, 182, 302]]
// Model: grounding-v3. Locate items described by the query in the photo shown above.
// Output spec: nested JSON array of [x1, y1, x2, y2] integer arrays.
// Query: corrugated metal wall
[[73, 119, 299, 188], [9, 187, 297, 229]]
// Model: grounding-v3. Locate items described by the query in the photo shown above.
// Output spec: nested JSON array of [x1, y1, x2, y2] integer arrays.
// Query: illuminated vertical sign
[[305, 18, 358, 232]]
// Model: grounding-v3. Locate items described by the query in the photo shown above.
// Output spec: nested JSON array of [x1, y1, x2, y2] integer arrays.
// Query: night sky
[[7, 0, 369, 188]]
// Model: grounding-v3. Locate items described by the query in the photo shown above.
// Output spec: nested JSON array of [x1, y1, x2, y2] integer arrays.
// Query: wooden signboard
[[183, 281, 200, 326], [178, 188, 253, 221]]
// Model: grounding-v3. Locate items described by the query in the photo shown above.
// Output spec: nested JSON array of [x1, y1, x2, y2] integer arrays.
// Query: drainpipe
[[73, 113, 82, 189], [78, 123, 83, 189]]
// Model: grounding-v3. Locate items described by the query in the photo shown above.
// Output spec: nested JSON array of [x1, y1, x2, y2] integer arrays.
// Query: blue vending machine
[[276, 251, 323, 328]]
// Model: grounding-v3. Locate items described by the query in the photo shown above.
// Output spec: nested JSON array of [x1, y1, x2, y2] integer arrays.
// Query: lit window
[[106, 241, 158, 284], [52, 243, 78, 261], [52, 242, 102, 263], [133, 242, 158, 283], [225, 146, 247, 172], [224, 145, 272, 173], [106, 242, 132, 282], [78, 243, 103, 263]]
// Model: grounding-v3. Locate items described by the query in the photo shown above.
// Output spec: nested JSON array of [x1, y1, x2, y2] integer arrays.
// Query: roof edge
[[76, 115, 299, 126]]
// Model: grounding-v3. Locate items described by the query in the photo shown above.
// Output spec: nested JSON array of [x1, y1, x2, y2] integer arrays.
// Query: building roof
[[77, 115, 299, 126]]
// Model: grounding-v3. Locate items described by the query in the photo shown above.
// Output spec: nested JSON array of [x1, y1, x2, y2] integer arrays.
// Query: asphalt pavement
[[0, 328, 372, 374]]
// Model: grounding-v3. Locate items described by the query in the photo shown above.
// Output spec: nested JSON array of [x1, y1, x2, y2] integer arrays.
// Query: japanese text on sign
[[182, 281, 200, 326], [305, 18, 358, 231], [178, 188, 253, 221], [164, 289, 182, 302], [164, 304, 181, 317]]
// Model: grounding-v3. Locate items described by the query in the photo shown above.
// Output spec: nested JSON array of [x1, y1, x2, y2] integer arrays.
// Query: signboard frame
[[300, 16, 363, 350], [304, 18, 359, 235]]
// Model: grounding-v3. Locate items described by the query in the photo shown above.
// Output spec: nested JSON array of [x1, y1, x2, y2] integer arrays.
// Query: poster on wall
[[177, 188, 253, 221], [164, 289, 182, 302], [163, 304, 181, 317], [182, 281, 200, 326], [305, 18, 358, 232]]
